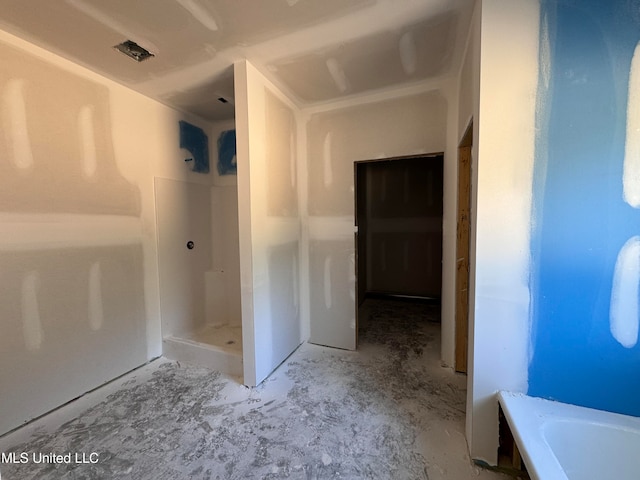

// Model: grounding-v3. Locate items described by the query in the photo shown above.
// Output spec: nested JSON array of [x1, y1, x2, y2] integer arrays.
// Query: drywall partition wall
[[0, 29, 166, 435], [234, 60, 302, 386], [529, 0, 640, 417], [457, 0, 481, 454], [305, 90, 447, 350], [469, 0, 538, 463]]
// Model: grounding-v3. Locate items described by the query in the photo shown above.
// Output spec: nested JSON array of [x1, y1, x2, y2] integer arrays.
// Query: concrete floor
[[0, 299, 514, 479]]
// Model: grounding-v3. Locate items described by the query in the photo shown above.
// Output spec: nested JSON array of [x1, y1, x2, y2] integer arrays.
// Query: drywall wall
[[304, 89, 447, 350], [469, 0, 538, 463], [235, 60, 302, 386], [0, 28, 169, 435], [457, 0, 481, 456], [529, 0, 640, 416]]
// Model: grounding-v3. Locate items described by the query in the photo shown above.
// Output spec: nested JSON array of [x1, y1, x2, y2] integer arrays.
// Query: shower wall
[[155, 177, 213, 337], [210, 119, 242, 328], [155, 117, 242, 337]]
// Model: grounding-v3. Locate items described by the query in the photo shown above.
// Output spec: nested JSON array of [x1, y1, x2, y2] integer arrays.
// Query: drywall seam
[[539, 9, 551, 92], [610, 236, 640, 348], [0, 214, 143, 251], [78, 105, 98, 179], [21, 270, 43, 350], [624, 42, 640, 208], [324, 256, 333, 308], [308, 216, 356, 240], [302, 74, 454, 115], [399, 31, 418, 75], [3, 78, 34, 171], [88, 261, 104, 331], [175, 0, 220, 32], [325, 58, 349, 93], [323, 132, 334, 187], [348, 252, 356, 303], [289, 132, 296, 188], [65, 0, 158, 53]]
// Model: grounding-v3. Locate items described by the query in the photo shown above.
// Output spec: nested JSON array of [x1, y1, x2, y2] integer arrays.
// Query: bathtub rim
[[497, 391, 640, 480]]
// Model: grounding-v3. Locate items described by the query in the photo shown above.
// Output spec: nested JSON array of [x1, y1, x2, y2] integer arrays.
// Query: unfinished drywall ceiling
[[162, 66, 235, 122], [270, 12, 458, 102], [0, 0, 473, 120]]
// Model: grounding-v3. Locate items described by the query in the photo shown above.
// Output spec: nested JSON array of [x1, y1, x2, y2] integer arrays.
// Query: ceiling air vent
[[114, 40, 154, 62]]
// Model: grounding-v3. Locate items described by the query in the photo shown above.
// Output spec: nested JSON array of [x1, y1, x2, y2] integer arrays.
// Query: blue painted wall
[[530, 0, 640, 415]]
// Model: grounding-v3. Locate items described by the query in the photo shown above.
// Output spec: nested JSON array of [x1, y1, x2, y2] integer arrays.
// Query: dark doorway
[[355, 154, 444, 311]]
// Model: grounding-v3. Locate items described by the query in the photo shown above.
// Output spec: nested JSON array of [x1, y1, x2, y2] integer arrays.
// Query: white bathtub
[[498, 391, 640, 480]]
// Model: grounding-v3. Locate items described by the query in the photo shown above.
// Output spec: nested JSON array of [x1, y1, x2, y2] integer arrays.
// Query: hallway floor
[[0, 299, 513, 480]]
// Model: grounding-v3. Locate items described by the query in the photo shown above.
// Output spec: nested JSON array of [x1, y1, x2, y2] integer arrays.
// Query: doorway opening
[[354, 154, 444, 346]]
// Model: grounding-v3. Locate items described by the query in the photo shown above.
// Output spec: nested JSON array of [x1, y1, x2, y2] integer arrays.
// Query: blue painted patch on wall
[[179, 121, 210, 174]]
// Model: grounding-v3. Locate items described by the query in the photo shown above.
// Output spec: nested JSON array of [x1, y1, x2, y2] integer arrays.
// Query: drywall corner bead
[[179, 120, 210, 174]]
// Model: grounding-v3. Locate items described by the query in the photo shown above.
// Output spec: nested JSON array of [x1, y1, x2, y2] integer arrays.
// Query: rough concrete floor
[[0, 299, 513, 480]]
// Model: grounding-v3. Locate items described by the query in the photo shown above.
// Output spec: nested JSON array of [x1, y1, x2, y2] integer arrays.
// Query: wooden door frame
[[455, 121, 473, 373]]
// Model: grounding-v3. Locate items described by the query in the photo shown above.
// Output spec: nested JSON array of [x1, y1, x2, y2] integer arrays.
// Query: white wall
[[0, 29, 176, 435], [235, 61, 303, 386], [467, 0, 539, 463]]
